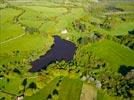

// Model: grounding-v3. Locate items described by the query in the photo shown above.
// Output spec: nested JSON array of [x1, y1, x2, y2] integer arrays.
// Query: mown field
[[0, 0, 134, 100]]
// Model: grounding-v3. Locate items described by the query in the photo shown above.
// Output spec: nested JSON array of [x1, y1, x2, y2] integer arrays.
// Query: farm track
[[0, 5, 85, 45], [0, 33, 25, 45], [0, 7, 26, 45]]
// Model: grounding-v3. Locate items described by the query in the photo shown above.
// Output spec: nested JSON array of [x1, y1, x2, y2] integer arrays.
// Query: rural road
[[0, 33, 25, 45]]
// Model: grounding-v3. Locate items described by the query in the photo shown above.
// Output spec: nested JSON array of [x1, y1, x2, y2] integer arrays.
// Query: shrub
[[25, 26, 39, 34], [47, 94, 52, 99], [29, 82, 37, 89], [52, 89, 59, 95]]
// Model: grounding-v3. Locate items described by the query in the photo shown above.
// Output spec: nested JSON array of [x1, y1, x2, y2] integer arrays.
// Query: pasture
[[90, 39, 134, 70], [0, 8, 24, 42], [24, 77, 83, 100], [58, 77, 83, 100], [24, 77, 61, 100]]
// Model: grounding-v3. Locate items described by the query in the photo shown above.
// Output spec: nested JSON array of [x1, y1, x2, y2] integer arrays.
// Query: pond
[[29, 35, 77, 72]]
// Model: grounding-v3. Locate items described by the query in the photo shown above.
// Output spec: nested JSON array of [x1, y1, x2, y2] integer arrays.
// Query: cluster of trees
[[113, 31, 134, 50], [0, 48, 44, 77], [100, 72, 130, 98], [46, 81, 60, 100], [45, 44, 134, 99], [73, 40, 134, 99], [106, 5, 124, 12], [19, 79, 38, 96], [0, 48, 48, 97], [72, 21, 86, 32], [100, 15, 116, 30], [0, 63, 23, 79], [77, 47, 104, 78], [21, 76, 62, 98], [25, 26, 40, 34], [77, 31, 103, 44], [89, 15, 120, 30], [47, 88, 59, 100], [85, 64, 134, 99], [129, 29, 134, 35]]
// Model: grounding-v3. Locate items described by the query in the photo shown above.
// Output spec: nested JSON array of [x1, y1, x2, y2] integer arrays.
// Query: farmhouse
[[61, 29, 68, 34]]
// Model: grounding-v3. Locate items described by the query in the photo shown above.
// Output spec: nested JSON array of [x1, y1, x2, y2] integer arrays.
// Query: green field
[[24, 77, 83, 100], [24, 77, 61, 100], [58, 77, 83, 100], [91, 39, 134, 70], [0, 7, 25, 42]]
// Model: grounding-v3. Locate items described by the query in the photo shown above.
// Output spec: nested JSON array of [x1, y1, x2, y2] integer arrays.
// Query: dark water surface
[[29, 36, 77, 72]]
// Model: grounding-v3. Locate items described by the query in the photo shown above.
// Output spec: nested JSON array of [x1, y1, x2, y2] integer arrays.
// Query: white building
[[61, 29, 68, 34], [16, 96, 24, 100]]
